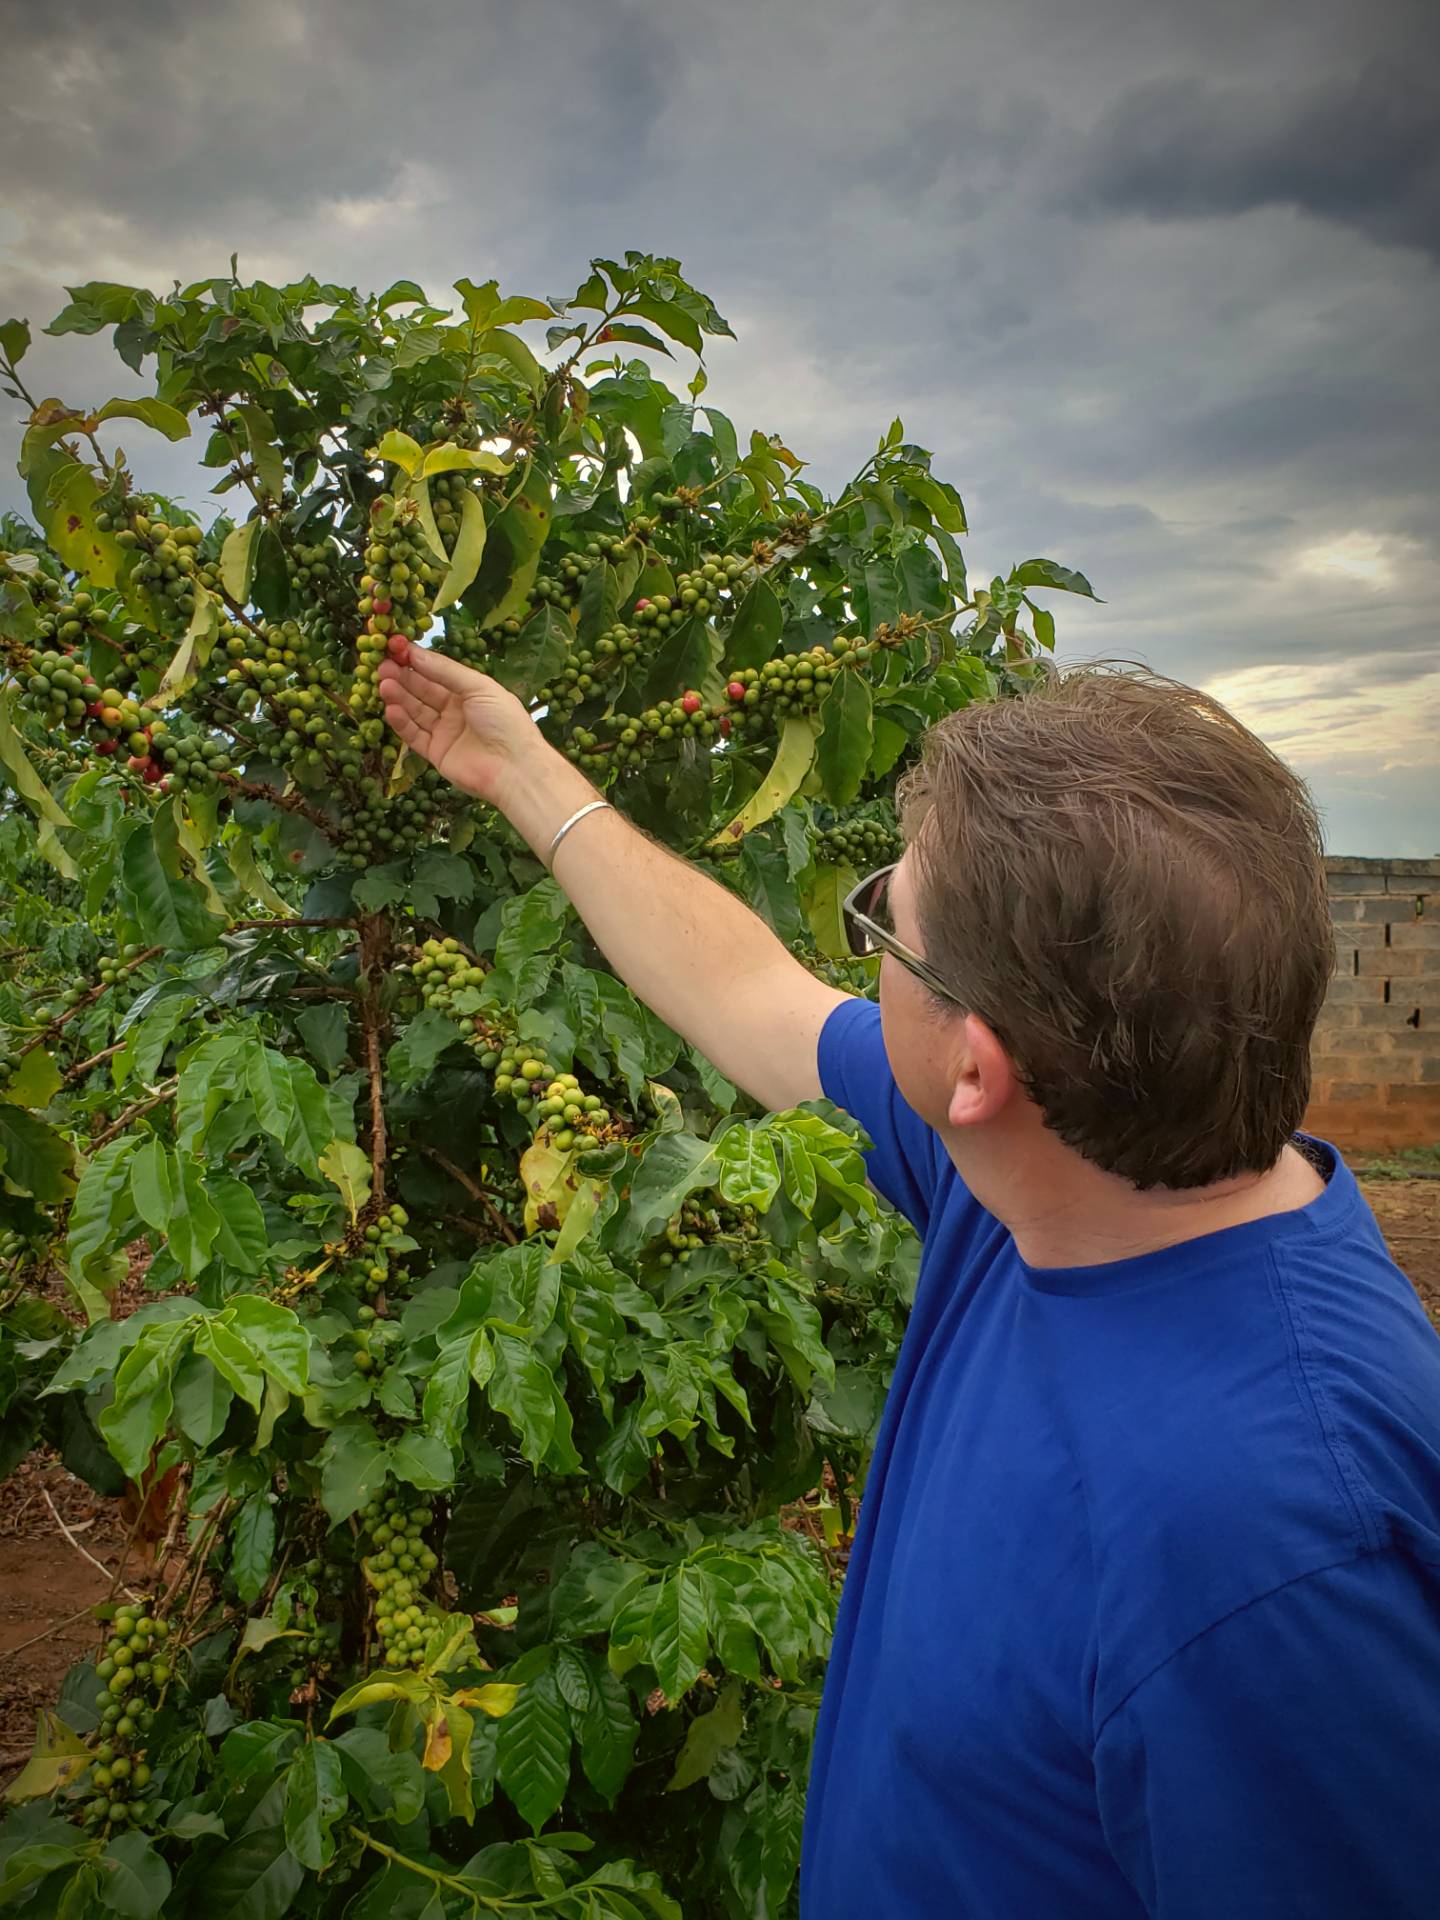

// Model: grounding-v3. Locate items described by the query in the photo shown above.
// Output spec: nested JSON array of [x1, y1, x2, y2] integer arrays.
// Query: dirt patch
[[1362, 1175, 1440, 1328], [0, 1452, 156, 1779]]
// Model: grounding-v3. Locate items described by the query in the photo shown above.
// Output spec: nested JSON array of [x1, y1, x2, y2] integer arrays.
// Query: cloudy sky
[[2, 0, 1436, 853]]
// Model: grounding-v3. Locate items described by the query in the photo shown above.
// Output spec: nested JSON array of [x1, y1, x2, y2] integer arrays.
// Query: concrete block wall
[[1306, 856, 1440, 1151]]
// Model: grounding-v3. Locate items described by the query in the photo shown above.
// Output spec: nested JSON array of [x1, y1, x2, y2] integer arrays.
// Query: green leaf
[[893, 469, 967, 532], [650, 1565, 709, 1701], [318, 1420, 388, 1522], [386, 1008, 462, 1090], [815, 671, 873, 808], [96, 1829, 172, 1917], [204, 1821, 304, 1920], [576, 1657, 638, 1803], [283, 1739, 347, 1873], [724, 577, 783, 673], [250, 522, 291, 618], [0, 317, 30, 365], [245, 1042, 296, 1144], [172, 1350, 231, 1447], [1009, 557, 1099, 600], [488, 604, 571, 703], [1031, 604, 1056, 650], [232, 405, 285, 500], [319, 1138, 372, 1222], [65, 1137, 138, 1317], [120, 817, 224, 950], [432, 488, 487, 611], [294, 1004, 350, 1075], [193, 1321, 263, 1410], [389, 1429, 455, 1492], [99, 1322, 185, 1477], [0, 1105, 77, 1202], [624, 1131, 718, 1241], [93, 396, 190, 443], [713, 1125, 782, 1211], [549, 1545, 647, 1642], [231, 1493, 276, 1605], [642, 614, 721, 707], [485, 1330, 560, 1469], [497, 1667, 571, 1835], [226, 1296, 309, 1394], [666, 1679, 744, 1792], [220, 519, 261, 604], [206, 1173, 270, 1275]]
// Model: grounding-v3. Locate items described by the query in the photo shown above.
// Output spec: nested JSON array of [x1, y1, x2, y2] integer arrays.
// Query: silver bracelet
[[547, 799, 613, 866]]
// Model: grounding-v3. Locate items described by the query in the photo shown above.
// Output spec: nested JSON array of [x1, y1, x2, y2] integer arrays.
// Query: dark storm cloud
[[0, 0, 1435, 851], [1069, 65, 1440, 258]]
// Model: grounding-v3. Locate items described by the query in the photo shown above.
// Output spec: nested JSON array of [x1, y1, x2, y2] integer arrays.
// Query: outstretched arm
[[377, 641, 848, 1112]]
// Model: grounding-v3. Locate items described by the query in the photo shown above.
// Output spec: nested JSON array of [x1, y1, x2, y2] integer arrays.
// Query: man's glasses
[[841, 864, 966, 1008]]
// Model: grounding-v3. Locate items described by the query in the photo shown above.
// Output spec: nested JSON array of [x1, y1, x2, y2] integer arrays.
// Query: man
[[379, 642, 1440, 1918]]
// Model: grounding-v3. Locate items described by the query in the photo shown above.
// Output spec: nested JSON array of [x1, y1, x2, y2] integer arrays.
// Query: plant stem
[[91, 1078, 178, 1150], [420, 1144, 519, 1246]]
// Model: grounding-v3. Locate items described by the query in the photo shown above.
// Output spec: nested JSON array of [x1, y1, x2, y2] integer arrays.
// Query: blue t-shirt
[[803, 997, 1440, 1918]]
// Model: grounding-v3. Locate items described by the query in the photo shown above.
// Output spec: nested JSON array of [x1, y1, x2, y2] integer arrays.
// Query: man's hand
[[377, 637, 538, 807], [374, 634, 846, 1112]]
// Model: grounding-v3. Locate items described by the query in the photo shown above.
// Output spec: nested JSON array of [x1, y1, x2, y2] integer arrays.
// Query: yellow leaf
[[319, 1138, 372, 1223], [432, 489, 487, 612], [520, 1136, 578, 1235], [3, 1711, 89, 1803], [450, 1682, 521, 1719], [547, 1175, 608, 1265], [709, 716, 817, 846], [422, 1705, 452, 1771], [226, 829, 295, 917], [373, 429, 424, 476]]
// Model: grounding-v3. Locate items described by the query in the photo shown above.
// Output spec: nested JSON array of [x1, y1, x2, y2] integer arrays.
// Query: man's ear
[[947, 1014, 1019, 1129]]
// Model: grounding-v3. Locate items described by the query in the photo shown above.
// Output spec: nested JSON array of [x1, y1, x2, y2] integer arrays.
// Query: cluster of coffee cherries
[[526, 1071, 612, 1151], [0, 1225, 39, 1264], [490, 1049, 612, 1144], [358, 1487, 441, 1668], [721, 634, 885, 734], [534, 538, 628, 608], [106, 504, 211, 622], [410, 936, 486, 1010], [224, 617, 343, 701], [333, 764, 458, 868], [79, 1597, 172, 1833], [331, 1232, 407, 1308], [815, 816, 900, 868], [532, 620, 642, 733], [26, 582, 154, 675], [657, 1196, 762, 1268], [673, 553, 751, 613], [287, 538, 351, 634], [429, 471, 475, 549], [353, 508, 441, 738]]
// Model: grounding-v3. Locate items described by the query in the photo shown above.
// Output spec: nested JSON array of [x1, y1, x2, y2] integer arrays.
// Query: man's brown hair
[[895, 665, 1332, 1190]]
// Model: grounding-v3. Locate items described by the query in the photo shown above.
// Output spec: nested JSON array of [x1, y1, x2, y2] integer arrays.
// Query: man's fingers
[[379, 660, 448, 720], [385, 637, 486, 698], [383, 703, 434, 756]]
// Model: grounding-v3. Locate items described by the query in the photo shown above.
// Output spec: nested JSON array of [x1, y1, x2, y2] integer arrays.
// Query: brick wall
[[1305, 855, 1440, 1151]]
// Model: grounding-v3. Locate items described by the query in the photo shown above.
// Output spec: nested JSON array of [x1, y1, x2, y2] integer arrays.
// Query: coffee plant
[[0, 256, 1092, 1916]]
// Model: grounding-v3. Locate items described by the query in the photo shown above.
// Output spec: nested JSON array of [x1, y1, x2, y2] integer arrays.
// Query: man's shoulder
[[1079, 1210, 1440, 1723]]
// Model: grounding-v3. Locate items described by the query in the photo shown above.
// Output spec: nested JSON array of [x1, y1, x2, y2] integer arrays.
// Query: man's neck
[[964, 1140, 1328, 1272]]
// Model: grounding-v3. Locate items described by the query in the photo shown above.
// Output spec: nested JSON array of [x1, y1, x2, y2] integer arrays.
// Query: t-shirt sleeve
[[817, 996, 943, 1233], [1093, 1547, 1440, 1918]]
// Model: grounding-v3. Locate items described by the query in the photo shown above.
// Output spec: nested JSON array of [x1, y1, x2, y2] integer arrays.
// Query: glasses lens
[[845, 867, 895, 956]]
